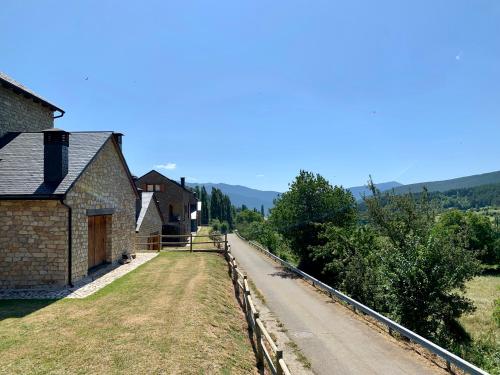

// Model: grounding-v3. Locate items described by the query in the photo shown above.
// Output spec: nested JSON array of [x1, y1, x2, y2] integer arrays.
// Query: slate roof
[[0, 131, 113, 197], [136, 192, 162, 231], [140, 170, 197, 196], [0, 72, 64, 114]]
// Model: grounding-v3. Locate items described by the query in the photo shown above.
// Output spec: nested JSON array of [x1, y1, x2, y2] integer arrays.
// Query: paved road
[[228, 234, 441, 375]]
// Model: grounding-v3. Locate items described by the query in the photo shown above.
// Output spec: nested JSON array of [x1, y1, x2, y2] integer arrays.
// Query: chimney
[[43, 128, 69, 184], [180, 177, 185, 188]]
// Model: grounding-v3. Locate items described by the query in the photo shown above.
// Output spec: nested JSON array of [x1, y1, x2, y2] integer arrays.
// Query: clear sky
[[1, 1, 499, 192]]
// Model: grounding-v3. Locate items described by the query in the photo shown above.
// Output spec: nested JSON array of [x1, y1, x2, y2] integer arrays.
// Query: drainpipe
[[60, 200, 73, 287]]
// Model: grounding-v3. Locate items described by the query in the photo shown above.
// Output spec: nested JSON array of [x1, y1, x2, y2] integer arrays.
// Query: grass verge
[[0, 252, 257, 374]]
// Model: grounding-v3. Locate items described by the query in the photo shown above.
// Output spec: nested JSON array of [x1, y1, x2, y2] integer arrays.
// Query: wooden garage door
[[88, 215, 108, 269]]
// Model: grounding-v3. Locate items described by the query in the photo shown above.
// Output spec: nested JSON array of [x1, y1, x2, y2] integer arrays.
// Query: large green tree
[[269, 170, 357, 272], [200, 186, 209, 225], [209, 187, 234, 228], [365, 182, 480, 344]]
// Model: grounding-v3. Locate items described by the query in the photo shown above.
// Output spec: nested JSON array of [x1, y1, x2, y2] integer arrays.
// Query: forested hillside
[[187, 182, 279, 212], [391, 170, 500, 195]]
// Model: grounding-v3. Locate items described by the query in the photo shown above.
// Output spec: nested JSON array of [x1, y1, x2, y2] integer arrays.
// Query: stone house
[[0, 72, 138, 289], [135, 170, 199, 237], [0, 72, 64, 137], [135, 192, 163, 250]]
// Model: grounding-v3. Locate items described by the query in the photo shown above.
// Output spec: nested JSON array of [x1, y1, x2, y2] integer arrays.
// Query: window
[[146, 184, 161, 192]]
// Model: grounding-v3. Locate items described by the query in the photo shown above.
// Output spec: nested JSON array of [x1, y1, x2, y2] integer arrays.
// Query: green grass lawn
[[0, 252, 257, 374]]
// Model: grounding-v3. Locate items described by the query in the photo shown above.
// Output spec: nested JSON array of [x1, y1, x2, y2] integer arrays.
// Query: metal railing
[[234, 231, 488, 375], [225, 249, 291, 375]]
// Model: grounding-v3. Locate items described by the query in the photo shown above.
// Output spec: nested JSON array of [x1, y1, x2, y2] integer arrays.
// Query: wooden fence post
[[233, 264, 239, 298], [243, 275, 248, 314], [276, 349, 284, 375], [190, 233, 193, 252], [157, 234, 161, 252], [224, 233, 228, 252], [254, 313, 263, 367]]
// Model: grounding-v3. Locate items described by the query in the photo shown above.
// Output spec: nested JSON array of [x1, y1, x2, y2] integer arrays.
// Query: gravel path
[[228, 234, 443, 375], [0, 252, 158, 299]]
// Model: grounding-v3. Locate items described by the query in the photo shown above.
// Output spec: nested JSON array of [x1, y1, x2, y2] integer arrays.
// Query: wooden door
[[88, 215, 107, 269]]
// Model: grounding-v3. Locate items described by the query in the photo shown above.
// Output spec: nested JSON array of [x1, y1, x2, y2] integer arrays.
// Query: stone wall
[[65, 139, 137, 281], [0, 200, 68, 288], [136, 198, 163, 250], [0, 85, 54, 138]]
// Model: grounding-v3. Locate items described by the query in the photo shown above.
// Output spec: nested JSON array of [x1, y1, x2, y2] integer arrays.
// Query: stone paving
[[0, 252, 158, 300]]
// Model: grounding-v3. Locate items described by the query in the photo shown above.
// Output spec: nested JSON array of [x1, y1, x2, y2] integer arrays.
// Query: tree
[[209, 188, 233, 229], [241, 204, 248, 211], [364, 181, 480, 344], [312, 225, 386, 311], [210, 188, 222, 222], [434, 209, 499, 264], [260, 204, 265, 217], [269, 170, 357, 272], [236, 209, 264, 225], [200, 186, 209, 225]]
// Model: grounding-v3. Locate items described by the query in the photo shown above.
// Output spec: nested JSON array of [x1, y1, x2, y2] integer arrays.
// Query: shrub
[[219, 221, 229, 234], [210, 219, 220, 232]]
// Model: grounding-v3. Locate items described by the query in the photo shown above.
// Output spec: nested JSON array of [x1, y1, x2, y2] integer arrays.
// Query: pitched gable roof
[[136, 192, 163, 232], [0, 131, 138, 198], [139, 170, 196, 196], [0, 72, 64, 116]]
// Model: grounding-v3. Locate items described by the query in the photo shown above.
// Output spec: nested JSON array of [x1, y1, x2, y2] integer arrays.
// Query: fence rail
[[233, 231, 488, 375], [225, 250, 291, 375], [135, 233, 227, 252]]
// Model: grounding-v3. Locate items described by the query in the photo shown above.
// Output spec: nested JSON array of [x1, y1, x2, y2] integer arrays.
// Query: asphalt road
[[228, 234, 441, 375]]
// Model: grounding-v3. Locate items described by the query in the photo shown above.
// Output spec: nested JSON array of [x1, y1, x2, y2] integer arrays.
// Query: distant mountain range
[[390, 170, 500, 195], [348, 181, 403, 200], [189, 170, 500, 212], [186, 182, 280, 213]]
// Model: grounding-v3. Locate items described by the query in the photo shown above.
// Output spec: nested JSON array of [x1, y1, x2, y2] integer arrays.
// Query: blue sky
[[1, 1, 499, 192]]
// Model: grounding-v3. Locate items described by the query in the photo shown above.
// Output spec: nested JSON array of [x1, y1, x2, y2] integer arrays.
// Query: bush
[[219, 221, 229, 234], [210, 219, 220, 232]]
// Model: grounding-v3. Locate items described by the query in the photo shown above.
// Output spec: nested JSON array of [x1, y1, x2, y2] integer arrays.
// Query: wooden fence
[[225, 249, 291, 375], [135, 233, 228, 252]]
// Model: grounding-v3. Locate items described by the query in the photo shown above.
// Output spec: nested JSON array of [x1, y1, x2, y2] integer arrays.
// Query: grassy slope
[[457, 275, 500, 374], [0, 252, 256, 374], [460, 275, 500, 341]]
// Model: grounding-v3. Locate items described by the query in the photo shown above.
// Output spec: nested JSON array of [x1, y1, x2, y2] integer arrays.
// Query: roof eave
[[0, 76, 65, 115], [0, 194, 65, 200]]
